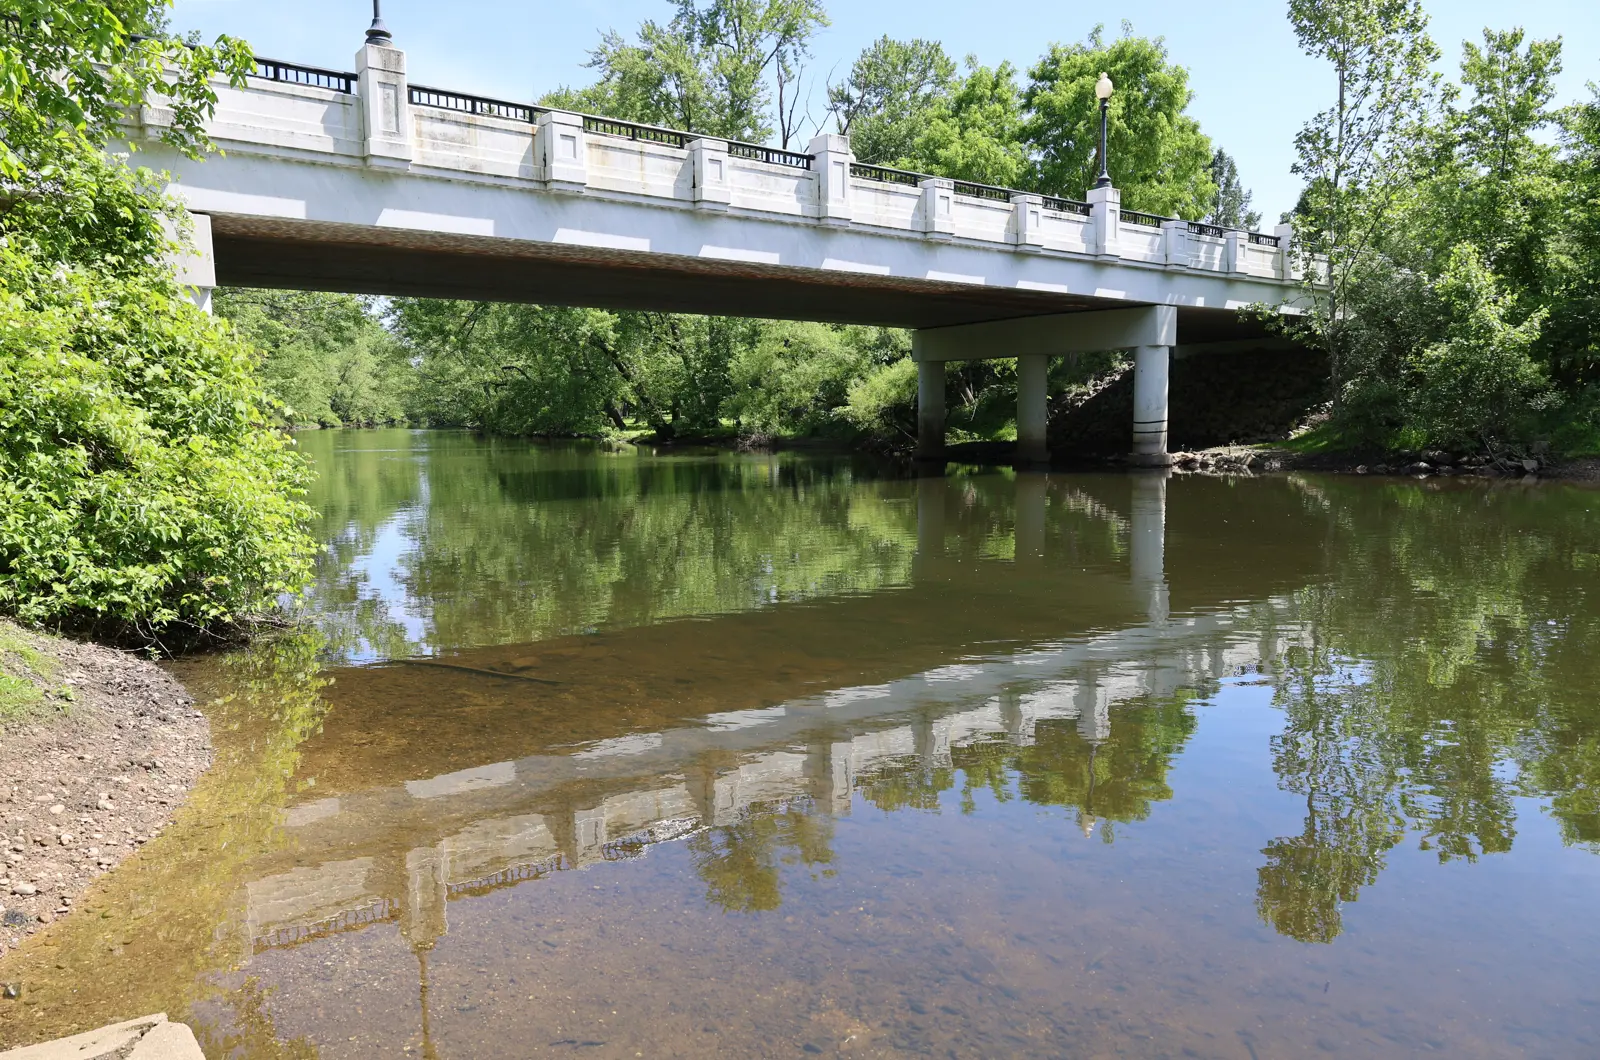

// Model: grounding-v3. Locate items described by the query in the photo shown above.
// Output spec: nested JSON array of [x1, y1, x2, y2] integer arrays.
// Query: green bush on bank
[[0, 160, 317, 641]]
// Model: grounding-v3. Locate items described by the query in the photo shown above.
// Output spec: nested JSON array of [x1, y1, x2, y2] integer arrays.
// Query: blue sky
[[170, 0, 1598, 222]]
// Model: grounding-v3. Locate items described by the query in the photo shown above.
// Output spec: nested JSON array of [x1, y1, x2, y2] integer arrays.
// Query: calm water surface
[[4, 429, 1600, 1057]]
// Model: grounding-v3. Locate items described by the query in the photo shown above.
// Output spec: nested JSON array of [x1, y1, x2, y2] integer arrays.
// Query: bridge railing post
[[1010, 192, 1044, 250], [805, 132, 853, 225], [917, 177, 955, 239], [1225, 228, 1248, 274], [536, 111, 588, 192], [688, 138, 731, 209], [355, 42, 413, 166], [1274, 223, 1299, 281], [1160, 219, 1190, 269], [1087, 183, 1121, 258]]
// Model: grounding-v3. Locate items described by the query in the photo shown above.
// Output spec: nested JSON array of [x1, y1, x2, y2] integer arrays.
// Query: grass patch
[[0, 620, 68, 724]]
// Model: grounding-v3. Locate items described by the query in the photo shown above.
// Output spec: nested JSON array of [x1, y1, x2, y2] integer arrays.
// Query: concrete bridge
[[131, 36, 1315, 463]]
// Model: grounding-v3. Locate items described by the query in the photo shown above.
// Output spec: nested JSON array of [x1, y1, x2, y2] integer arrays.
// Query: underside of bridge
[[210, 214, 1289, 343]]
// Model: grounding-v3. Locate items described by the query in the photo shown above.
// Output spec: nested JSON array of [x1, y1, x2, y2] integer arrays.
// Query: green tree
[[827, 37, 956, 165], [547, 0, 828, 146], [0, 1, 315, 642], [1284, 0, 1440, 406], [898, 60, 1029, 188], [216, 289, 411, 428], [1024, 25, 1216, 216], [1205, 148, 1262, 231]]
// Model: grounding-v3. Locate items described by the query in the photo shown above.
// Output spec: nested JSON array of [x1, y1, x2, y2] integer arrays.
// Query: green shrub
[[1403, 246, 1556, 450], [0, 159, 316, 643]]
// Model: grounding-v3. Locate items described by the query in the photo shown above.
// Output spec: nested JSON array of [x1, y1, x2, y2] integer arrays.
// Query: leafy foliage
[[1025, 26, 1217, 217], [0, 1, 314, 642]]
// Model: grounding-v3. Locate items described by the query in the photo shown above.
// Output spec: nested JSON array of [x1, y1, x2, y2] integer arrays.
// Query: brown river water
[[3, 429, 1600, 1057]]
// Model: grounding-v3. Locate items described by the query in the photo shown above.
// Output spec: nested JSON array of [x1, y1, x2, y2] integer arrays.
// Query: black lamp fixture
[[1092, 72, 1114, 190], [366, 0, 392, 44]]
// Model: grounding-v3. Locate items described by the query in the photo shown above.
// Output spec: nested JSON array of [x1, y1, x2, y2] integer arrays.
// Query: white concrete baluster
[[1225, 228, 1248, 274]]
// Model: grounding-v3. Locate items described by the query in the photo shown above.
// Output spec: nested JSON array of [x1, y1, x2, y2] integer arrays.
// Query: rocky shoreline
[[0, 626, 210, 958]]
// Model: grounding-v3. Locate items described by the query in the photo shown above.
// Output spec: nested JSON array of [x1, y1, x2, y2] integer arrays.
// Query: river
[[3, 428, 1599, 1057]]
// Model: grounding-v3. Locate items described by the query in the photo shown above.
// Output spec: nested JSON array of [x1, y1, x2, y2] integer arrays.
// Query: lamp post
[[1092, 72, 1114, 189], [366, 0, 392, 44]]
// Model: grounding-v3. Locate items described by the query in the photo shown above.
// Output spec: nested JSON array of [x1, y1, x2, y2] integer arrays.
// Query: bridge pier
[[916, 360, 946, 461], [912, 306, 1177, 465], [1131, 345, 1171, 465], [1016, 354, 1050, 465]]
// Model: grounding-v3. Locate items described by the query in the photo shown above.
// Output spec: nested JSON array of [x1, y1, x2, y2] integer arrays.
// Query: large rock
[[0, 1014, 202, 1060]]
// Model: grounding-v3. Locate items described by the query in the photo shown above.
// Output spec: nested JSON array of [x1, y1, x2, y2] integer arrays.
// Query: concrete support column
[[1131, 343, 1171, 463], [1016, 353, 1050, 465], [1130, 471, 1170, 625], [1015, 472, 1047, 562], [916, 359, 946, 462]]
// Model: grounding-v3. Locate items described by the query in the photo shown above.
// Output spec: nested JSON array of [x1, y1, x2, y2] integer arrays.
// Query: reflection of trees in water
[[689, 803, 836, 913], [1256, 480, 1600, 942]]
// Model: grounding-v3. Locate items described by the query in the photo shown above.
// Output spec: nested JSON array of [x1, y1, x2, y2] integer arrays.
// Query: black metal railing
[[409, 85, 540, 123], [952, 180, 1013, 203], [1120, 209, 1168, 228], [850, 162, 923, 187], [252, 57, 354, 93], [1248, 232, 1281, 247], [582, 116, 688, 148], [1187, 221, 1225, 238], [1041, 196, 1092, 216], [728, 142, 813, 168]]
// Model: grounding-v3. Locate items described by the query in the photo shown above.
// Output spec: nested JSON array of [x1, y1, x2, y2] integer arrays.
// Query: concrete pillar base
[[1127, 452, 1176, 468]]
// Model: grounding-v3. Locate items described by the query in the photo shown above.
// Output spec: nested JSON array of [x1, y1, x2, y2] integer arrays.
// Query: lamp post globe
[[1093, 72, 1114, 190]]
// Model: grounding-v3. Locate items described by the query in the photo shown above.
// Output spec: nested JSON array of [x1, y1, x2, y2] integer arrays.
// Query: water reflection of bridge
[[243, 473, 1319, 954]]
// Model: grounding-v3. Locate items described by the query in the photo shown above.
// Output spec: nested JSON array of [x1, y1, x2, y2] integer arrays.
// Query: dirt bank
[[0, 623, 209, 957]]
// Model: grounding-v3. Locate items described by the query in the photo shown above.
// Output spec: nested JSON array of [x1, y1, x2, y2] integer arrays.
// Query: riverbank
[[0, 623, 210, 955]]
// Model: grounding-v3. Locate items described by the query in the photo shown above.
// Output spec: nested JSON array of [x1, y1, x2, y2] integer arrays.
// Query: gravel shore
[[0, 626, 210, 957]]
